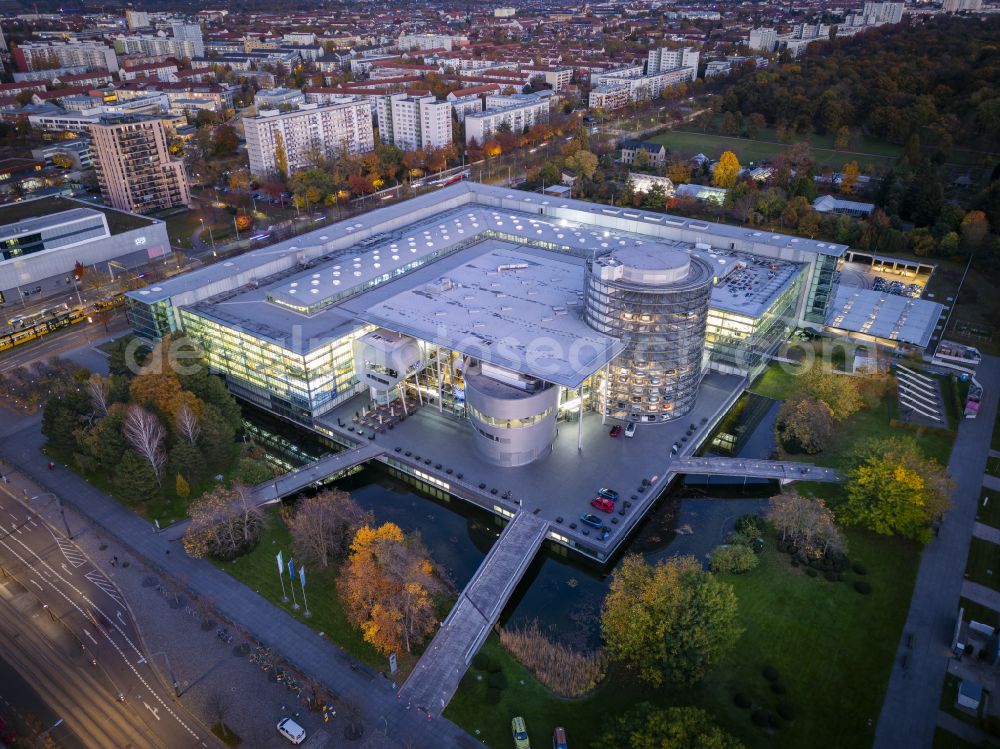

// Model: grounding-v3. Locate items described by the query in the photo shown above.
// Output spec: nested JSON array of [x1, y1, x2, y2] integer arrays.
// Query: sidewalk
[[973, 521, 1000, 546], [0, 419, 481, 749], [961, 580, 1000, 613], [874, 356, 1000, 749], [937, 711, 994, 747]]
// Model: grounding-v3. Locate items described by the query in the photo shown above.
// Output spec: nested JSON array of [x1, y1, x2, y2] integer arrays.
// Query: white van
[[277, 717, 306, 745]]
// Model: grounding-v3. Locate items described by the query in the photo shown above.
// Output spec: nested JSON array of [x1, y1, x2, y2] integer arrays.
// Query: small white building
[[812, 195, 874, 217]]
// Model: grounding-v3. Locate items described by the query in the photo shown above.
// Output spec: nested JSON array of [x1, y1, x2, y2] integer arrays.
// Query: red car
[[609, 425, 622, 437], [590, 497, 615, 513]]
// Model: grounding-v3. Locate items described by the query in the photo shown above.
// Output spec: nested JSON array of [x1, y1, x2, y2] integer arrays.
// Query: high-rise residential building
[[90, 116, 190, 214], [396, 33, 468, 52], [125, 9, 150, 29], [862, 2, 905, 24], [13, 40, 119, 73], [377, 93, 452, 152], [943, 0, 982, 11], [115, 34, 201, 60], [747, 28, 778, 52], [170, 22, 205, 58], [465, 93, 550, 145], [243, 99, 374, 178], [646, 47, 700, 82]]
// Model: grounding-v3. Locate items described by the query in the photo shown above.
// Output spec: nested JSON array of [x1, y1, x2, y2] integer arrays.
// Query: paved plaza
[[317, 370, 747, 560]]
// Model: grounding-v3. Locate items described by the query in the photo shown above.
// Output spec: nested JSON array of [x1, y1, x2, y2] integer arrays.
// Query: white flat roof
[[358, 244, 625, 388], [826, 286, 944, 347]]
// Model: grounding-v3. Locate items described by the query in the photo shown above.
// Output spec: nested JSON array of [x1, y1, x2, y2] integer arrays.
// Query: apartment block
[[862, 2, 905, 24], [377, 93, 452, 152], [523, 66, 573, 91], [243, 99, 374, 178], [125, 9, 150, 29], [943, 0, 982, 11], [465, 93, 550, 145], [13, 41, 119, 73], [589, 67, 693, 110], [747, 28, 778, 52], [446, 84, 501, 122], [171, 22, 205, 58], [646, 47, 700, 82], [397, 33, 468, 52], [90, 116, 190, 214]]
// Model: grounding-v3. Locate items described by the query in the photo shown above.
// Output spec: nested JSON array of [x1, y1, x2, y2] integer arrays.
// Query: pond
[[243, 396, 781, 652]]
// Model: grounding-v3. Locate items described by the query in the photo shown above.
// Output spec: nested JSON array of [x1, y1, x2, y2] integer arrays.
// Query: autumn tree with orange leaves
[[337, 522, 451, 655]]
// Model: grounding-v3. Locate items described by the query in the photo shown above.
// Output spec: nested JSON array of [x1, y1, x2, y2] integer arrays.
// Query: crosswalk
[[84, 570, 126, 609]]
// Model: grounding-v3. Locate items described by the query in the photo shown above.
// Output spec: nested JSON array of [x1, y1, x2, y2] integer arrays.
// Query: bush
[[735, 514, 763, 536], [487, 670, 508, 690], [853, 562, 867, 575], [771, 681, 787, 694], [752, 709, 771, 727], [854, 581, 872, 594], [768, 712, 782, 730], [709, 544, 760, 574], [734, 693, 752, 709], [805, 568, 818, 577], [790, 558, 799, 567], [824, 570, 838, 582], [486, 687, 502, 704], [498, 620, 606, 698], [762, 665, 780, 682], [472, 652, 494, 672], [777, 702, 795, 721]]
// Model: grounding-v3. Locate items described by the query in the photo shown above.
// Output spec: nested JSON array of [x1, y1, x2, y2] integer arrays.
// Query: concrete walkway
[[972, 521, 1000, 546], [937, 710, 994, 747], [670, 457, 842, 482], [961, 580, 1000, 613], [0, 418, 480, 749], [874, 355, 1000, 749], [399, 511, 550, 716], [983, 474, 1000, 492]]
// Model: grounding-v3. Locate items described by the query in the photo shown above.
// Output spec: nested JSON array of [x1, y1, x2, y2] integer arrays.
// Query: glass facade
[[705, 272, 803, 379], [125, 296, 177, 340], [584, 258, 712, 423], [804, 253, 839, 325], [179, 308, 370, 423]]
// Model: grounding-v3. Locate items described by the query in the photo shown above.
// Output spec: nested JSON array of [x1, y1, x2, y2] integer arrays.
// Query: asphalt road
[[0, 311, 128, 375], [0, 483, 216, 749]]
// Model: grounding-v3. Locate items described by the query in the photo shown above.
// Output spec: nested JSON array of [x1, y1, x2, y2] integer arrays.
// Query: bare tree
[[175, 402, 201, 446], [206, 690, 229, 726], [88, 373, 109, 419], [182, 485, 264, 560], [289, 489, 373, 569], [123, 405, 167, 482], [767, 492, 845, 561]]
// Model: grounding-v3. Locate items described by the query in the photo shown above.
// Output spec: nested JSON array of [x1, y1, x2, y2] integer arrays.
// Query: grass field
[[933, 726, 981, 749], [975, 491, 1000, 530], [965, 538, 1000, 592], [445, 528, 918, 748], [215, 507, 417, 676], [649, 129, 902, 169]]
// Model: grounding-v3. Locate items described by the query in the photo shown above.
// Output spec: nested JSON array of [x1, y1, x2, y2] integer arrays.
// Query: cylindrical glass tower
[[584, 245, 712, 424]]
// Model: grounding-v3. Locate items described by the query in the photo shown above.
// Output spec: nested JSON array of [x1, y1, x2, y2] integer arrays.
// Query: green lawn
[[648, 129, 901, 170], [987, 458, 1000, 478], [933, 726, 982, 749], [978, 492, 1000, 530], [446, 528, 918, 749], [965, 538, 1000, 592], [959, 597, 999, 629], [215, 507, 421, 678]]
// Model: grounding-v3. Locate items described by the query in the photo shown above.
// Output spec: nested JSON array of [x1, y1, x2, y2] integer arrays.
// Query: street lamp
[[34, 717, 63, 749], [138, 652, 180, 697], [31, 492, 73, 540]]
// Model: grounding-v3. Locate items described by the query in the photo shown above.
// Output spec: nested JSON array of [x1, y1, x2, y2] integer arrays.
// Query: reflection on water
[[245, 394, 781, 650]]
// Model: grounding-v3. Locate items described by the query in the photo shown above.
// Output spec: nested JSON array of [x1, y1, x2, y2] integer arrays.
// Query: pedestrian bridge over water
[[250, 442, 386, 504], [671, 457, 843, 483]]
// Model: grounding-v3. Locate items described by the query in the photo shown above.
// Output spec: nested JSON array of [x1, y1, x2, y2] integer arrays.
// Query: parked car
[[598, 488, 619, 501], [277, 718, 306, 745], [552, 727, 569, 749], [624, 422, 637, 438], [590, 497, 615, 513], [580, 513, 604, 529], [512, 716, 531, 749], [609, 425, 622, 437]]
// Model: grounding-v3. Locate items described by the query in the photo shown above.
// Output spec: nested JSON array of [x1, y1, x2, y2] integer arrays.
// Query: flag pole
[[300, 566, 311, 618], [276, 550, 288, 603], [288, 558, 300, 610]]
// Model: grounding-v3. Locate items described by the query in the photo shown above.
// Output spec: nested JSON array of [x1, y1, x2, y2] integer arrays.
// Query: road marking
[[28, 579, 42, 591], [0, 527, 203, 741], [61, 563, 73, 577], [84, 570, 126, 609], [83, 628, 98, 644], [8, 512, 17, 522], [144, 702, 160, 721], [53, 536, 86, 568]]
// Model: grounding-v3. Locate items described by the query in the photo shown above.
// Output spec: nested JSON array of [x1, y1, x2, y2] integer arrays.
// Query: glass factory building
[[125, 182, 937, 467]]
